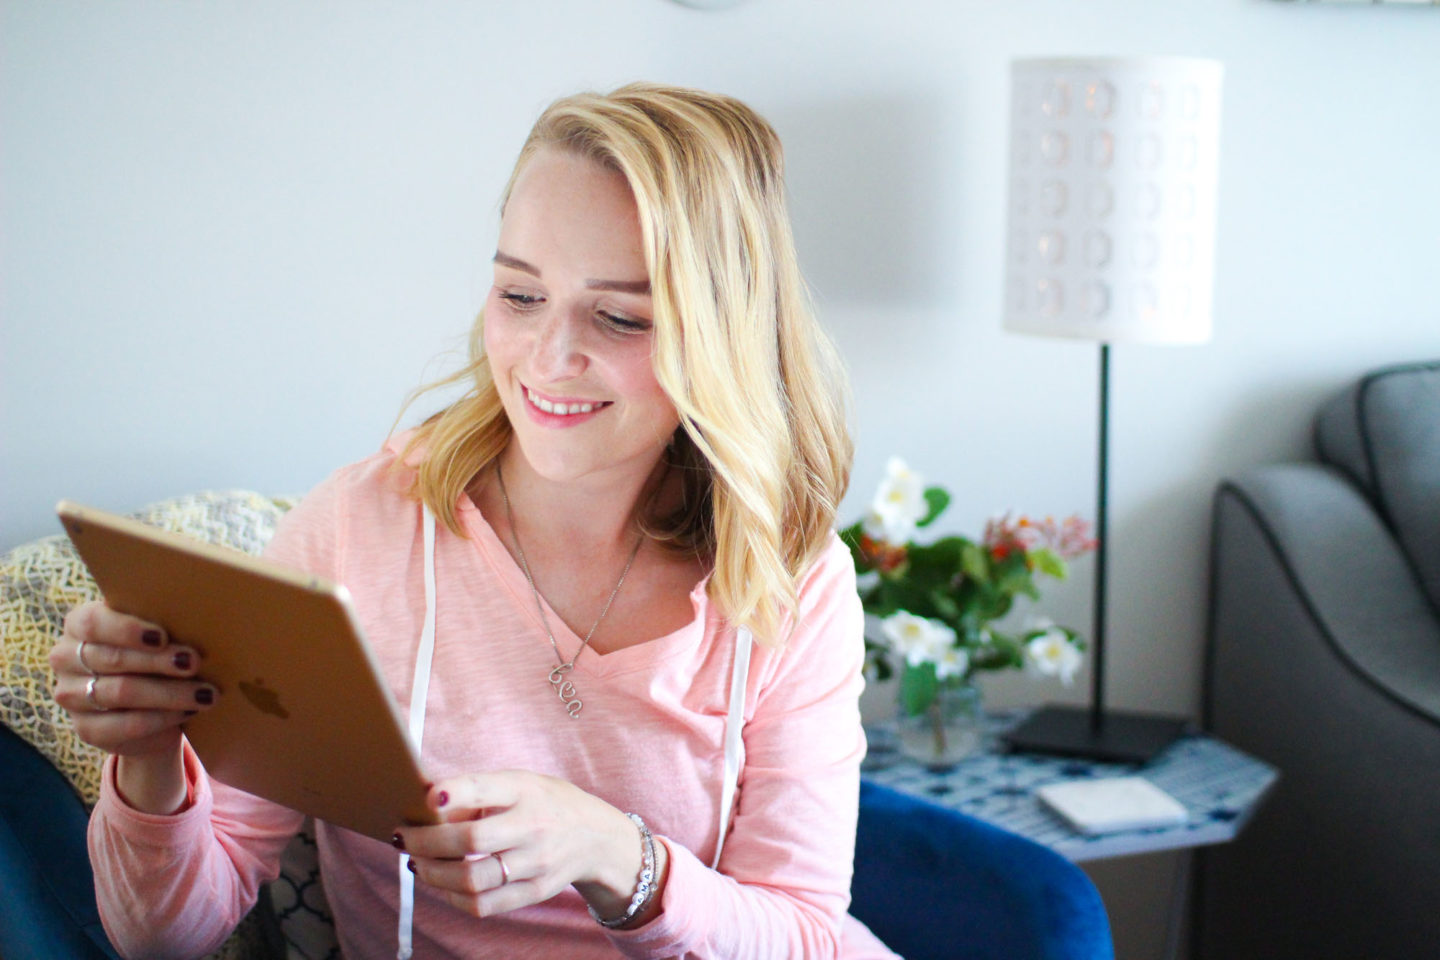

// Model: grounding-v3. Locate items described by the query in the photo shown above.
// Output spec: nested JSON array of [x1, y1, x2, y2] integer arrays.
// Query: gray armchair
[[1197, 360, 1440, 959]]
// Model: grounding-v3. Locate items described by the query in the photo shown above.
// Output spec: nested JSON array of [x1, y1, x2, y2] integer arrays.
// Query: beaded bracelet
[[589, 812, 657, 929]]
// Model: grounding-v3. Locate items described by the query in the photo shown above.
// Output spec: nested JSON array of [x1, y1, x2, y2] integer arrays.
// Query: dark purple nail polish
[[194, 687, 215, 705], [142, 629, 163, 647], [436, 790, 449, 808], [183, 710, 198, 718], [172, 651, 193, 671], [391, 833, 405, 851], [406, 858, 416, 873]]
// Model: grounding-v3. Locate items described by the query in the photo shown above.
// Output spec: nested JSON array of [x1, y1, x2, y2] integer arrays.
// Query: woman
[[51, 83, 895, 959]]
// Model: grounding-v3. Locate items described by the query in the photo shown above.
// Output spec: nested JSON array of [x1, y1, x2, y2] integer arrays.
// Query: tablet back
[[57, 500, 435, 841]]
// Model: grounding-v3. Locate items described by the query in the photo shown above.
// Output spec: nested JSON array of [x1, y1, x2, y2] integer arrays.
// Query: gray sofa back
[[1314, 360, 1440, 614]]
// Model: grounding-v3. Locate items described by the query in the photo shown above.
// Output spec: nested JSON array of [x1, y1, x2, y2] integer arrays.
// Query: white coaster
[[1037, 776, 1189, 835]]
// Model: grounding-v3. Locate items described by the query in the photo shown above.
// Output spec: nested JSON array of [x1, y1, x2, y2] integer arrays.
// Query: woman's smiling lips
[[522, 384, 612, 425]]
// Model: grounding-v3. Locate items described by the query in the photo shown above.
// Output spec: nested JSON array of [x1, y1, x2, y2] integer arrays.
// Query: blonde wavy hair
[[399, 82, 852, 646]]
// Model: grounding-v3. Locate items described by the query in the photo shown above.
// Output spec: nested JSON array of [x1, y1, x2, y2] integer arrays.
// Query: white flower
[[1025, 621, 1084, 686], [880, 611, 957, 669], [934, 645, 971, 681], [863, 457, 928, 544]]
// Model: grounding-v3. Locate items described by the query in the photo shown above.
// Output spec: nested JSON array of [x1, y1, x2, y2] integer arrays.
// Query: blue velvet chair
[[852, 780, 1113, 960], [0, 724, 119, 960]]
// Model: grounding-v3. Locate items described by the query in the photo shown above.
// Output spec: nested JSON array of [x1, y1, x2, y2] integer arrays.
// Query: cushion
[[0, 491, 334, 960], [1314, 360, 1440, 613]]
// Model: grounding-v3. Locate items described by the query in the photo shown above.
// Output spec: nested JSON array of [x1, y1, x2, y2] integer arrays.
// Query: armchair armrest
[[852, 779, 1113, 960], [1209, 464, 1440, 728]]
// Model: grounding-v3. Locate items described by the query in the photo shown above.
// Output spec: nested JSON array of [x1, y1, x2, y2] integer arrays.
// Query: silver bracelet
[[588, 812, 657, 929]]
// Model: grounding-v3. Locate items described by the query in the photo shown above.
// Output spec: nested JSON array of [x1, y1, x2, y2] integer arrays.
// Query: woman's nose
[[529, 310, 587, 379]]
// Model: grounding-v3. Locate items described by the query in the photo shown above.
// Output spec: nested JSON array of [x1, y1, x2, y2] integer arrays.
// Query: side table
[[862, 710, 1278, 958]]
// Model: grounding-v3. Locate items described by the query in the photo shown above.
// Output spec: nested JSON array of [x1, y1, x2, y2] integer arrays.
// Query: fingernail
[[173, 651, 193, 671], [142, 629, 163, 647], [436, 790, 449, 808], [406, 858, 416, 873], [194, 687, 215, 705], [391, 832, 405, 851]]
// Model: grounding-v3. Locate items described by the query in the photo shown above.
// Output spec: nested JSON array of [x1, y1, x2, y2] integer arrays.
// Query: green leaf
[[899, 662, 939, 716], [960, 541, 990, 581], [995, 559, 1035, 598], [988, 632, 1026, 670], [907, 538, 964, 583], [884, 576, 953, 620], [918, 487, 950, 527], [1030, 547, 1067, 581], [928, 590, 961, 621]]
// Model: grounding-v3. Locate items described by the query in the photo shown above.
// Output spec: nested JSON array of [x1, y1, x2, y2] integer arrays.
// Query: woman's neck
[[483, 444, 669, 557]]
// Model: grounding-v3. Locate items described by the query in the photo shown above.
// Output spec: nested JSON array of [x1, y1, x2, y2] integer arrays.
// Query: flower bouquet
[[841, 457, 1096, 764]]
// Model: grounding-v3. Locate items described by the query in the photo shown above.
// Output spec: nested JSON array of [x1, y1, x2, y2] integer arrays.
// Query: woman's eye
[[598, 311, 650, 334], [497, 292, 542, 310]]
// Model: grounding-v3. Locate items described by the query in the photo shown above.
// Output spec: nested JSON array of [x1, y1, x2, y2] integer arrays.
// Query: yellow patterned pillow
[[1, 528, 108, 802], [0, 491, 297, 805]]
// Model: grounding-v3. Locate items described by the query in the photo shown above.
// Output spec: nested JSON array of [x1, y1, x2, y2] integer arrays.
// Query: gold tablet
[[57, 500, 437, 841]]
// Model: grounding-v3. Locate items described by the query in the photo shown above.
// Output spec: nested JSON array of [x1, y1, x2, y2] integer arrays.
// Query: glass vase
[[898, 680, 984, 770]]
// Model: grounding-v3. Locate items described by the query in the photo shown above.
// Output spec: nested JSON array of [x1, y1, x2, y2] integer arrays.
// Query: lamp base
[[1000, 705, 1191, 765]]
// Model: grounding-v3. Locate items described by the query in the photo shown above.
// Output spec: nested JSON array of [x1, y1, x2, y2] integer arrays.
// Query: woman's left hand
[[395, 771, 665, 924]]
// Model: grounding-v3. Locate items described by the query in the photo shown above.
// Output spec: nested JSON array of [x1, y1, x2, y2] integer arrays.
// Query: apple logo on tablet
[[239, 677, 289, 719]]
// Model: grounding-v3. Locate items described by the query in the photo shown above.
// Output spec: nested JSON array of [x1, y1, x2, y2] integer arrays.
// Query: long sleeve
[[88, 746, 305, 959], [606, 537, 871, 959]]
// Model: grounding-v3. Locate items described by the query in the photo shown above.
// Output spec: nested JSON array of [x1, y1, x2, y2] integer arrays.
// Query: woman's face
[[484, 147, 678, 488]]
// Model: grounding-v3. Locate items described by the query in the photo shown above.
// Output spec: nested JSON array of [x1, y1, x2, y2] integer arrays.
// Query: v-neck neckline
[[452, 493, 712, 677]]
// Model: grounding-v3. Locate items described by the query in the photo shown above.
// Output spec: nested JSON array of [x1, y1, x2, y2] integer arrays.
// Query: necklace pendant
[[498, 461, 641, 724], [549, 663, 583, 718]]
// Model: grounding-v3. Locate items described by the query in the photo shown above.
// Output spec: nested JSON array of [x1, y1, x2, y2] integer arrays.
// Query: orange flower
[[859, 534, 908, 574]]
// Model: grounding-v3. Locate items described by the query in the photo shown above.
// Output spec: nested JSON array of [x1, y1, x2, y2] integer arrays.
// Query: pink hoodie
[[89, 439, 896, 959]]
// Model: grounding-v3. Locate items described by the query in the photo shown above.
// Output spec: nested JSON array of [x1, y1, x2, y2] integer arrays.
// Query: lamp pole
[[1092, 343, 1110, 733]]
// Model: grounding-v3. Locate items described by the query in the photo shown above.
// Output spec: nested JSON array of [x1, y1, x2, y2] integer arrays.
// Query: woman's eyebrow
[[493, 251, 540, 276], [585, 278, 650, 295], [494, 250, 650, 295]]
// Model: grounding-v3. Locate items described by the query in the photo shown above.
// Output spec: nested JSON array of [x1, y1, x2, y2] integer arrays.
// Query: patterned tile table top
[[861, 712, 1279, 863]]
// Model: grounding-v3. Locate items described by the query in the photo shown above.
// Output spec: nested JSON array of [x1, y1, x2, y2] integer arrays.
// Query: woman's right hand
[[49, 600, 220, 812]]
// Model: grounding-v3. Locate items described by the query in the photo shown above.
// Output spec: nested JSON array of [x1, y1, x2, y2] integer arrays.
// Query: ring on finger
[[85, 676, 109, 712], [493, 852, 510, 886], [77, 640, 97, 676]]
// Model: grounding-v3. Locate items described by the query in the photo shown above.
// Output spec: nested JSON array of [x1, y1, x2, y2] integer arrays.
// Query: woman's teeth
[[527, 388, 601, 416]]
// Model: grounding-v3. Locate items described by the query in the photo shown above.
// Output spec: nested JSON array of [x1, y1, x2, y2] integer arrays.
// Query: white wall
[[5, 1, 1440, 955]]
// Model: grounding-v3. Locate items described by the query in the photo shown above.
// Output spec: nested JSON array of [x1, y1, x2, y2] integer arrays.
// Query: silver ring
[[494, 852, 510, 886], [77, 640, 97, 676], [85, 676, 108, 712]]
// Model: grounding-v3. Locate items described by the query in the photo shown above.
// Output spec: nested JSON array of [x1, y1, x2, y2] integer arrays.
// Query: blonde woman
[[53, 83, 895, 959]]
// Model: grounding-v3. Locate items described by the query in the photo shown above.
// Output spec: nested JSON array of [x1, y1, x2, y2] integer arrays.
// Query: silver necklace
[[496, 461, 643, 719]]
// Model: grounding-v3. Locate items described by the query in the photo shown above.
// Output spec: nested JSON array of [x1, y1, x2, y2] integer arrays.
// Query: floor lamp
[[998, 57, 1225, 764]]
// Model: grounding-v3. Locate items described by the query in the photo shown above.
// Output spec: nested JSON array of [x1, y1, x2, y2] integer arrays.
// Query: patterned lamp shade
[[1004, 57, 1224, 345]]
